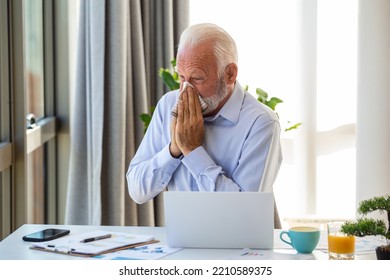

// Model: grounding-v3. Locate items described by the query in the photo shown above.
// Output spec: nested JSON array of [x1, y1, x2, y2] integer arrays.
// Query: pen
[[80, 233, 112, 243]]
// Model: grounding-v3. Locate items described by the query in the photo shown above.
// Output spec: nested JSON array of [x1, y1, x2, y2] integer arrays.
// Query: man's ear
[[224, 63, 238, 84]]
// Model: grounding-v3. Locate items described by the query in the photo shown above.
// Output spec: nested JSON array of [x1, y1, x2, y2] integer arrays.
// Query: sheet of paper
[[353, 235, 386, 255], [94, 244, 182, 260], [30, 230, 156, 255], [224, 248, 315, 260]]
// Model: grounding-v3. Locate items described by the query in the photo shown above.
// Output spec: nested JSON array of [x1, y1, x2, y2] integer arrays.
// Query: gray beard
[[202, 78, 228, 115]]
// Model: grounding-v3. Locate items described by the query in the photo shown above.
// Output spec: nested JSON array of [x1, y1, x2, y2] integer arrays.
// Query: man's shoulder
[[157, 90, 178, 107], [242, 92, 279, 122]]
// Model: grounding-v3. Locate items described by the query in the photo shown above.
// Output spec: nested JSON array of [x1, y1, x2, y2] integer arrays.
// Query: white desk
[[0, 224, 376, 260]]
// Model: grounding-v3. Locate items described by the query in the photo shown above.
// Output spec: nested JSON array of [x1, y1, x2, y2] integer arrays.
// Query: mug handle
[[279, 231, 292, 247]]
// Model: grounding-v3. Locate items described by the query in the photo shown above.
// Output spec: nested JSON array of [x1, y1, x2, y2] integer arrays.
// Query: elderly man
[[127, 23, 282, 205]]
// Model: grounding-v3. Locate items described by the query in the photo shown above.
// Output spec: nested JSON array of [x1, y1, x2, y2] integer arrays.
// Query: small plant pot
[[375, 245, 390, 260]]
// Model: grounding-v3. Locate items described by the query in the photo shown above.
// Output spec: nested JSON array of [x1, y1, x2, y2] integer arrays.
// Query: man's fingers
[[187, 87, 202, 119], [177, 98, 185, 125]]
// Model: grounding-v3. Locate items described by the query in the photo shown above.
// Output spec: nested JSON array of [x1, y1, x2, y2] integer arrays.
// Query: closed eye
[[192, 77, 205, 84]]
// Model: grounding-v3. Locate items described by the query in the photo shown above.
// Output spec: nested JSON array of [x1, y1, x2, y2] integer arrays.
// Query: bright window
[[190, 0, 357, 226]]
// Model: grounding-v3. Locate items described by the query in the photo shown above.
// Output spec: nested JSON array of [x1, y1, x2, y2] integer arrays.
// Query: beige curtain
[[65, 0, 189, 226]]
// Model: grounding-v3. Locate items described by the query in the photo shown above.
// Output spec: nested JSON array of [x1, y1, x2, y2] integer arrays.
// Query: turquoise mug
[[280, 226, 320, 254]]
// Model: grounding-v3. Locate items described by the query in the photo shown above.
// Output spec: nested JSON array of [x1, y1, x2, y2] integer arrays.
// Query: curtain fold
[[65, 0, 189, 226]]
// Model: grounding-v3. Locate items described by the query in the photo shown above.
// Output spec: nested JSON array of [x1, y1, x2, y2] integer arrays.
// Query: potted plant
[[140, 59, 301, 132], [340, 195, 390, 260]]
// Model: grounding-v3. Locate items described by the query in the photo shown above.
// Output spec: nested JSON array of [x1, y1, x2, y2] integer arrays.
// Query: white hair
[[177, 23, 238, 77]]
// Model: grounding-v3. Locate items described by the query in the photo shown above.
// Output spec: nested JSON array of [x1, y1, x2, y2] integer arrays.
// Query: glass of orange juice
[[327, 222, 355, 260]]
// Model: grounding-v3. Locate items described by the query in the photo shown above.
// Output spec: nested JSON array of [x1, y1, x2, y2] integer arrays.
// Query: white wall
[[356, 0, 390, 212]]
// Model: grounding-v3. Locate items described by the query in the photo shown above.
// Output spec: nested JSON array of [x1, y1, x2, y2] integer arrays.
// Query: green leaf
[[170, 58, 177, 68], [159, 69, 180, 90], [358, 195, 390, 214], [139, 113, 152, 123], [139, 113, 152, 133], [172, 71, 179, 82], [256, 88, 268, 104], [284, 122, 302, 132], [140, 106, 156, 133], [341, 218, 387, 237], [266, 97, 283, 111]]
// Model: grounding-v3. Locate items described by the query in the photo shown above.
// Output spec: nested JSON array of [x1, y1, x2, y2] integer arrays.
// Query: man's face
[[176, 43, 228, 114]]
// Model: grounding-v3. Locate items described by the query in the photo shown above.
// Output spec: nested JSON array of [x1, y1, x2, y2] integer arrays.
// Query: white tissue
[[171, 82, 208, 117]]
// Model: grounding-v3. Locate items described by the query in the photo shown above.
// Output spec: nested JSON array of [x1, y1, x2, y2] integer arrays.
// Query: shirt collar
[[204, 81, 244, 125]]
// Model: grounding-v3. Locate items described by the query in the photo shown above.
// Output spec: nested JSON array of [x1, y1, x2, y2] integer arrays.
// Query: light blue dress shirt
[[126, 82, 282, 204]]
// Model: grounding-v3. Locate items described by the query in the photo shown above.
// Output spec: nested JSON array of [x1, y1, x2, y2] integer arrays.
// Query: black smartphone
[[22, 228, 70, 242]]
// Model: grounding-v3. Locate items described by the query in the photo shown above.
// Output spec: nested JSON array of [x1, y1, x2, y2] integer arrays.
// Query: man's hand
[[170, 86, 204, 157], [169, 117, 182, 158]]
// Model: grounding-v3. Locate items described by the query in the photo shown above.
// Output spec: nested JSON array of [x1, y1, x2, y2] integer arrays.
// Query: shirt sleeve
[[127, 144, 182, 204], [126, 96, 181, 204], [258, 121, 283, 192], [181, 147, 241, 191]]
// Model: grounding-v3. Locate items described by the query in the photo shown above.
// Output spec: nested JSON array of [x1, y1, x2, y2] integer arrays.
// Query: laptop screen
[[164, 191, 274, 249]]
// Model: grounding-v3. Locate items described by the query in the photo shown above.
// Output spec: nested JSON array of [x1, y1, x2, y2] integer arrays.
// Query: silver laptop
[[164, 191, 274, 249]]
